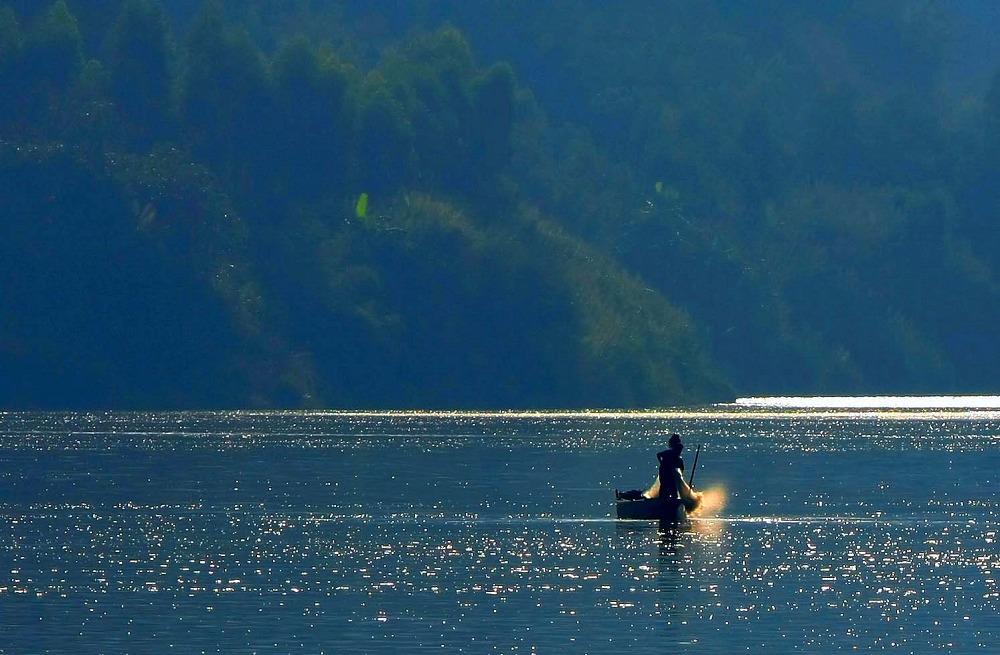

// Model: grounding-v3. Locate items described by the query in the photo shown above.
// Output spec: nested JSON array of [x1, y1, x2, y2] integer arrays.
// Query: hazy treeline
[[2, 0, 1000, 408], [0, 0, 724, 408]]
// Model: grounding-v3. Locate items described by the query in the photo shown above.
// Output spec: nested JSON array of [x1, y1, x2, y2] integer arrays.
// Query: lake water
[[1, 401, 998, 653]]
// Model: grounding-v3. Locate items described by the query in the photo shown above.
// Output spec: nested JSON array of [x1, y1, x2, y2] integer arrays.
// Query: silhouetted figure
[[656, 433, 685, 499]]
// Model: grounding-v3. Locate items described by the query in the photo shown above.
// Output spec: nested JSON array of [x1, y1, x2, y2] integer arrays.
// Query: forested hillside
[[3, 0, 1000, 409]]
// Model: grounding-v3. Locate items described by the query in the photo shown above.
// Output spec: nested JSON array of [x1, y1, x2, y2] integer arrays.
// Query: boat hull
[[615, 496, 687, 521]]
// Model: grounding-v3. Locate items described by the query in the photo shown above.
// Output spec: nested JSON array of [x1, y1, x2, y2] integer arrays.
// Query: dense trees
[[270, 36, 352, 197], [3, 0, 1000, 407], [104, 0, 172, 143], [0, 8, 22, 125], [1, 0, 712, 408], [2, 0, 523, 202], [25, 1, 83, 89]]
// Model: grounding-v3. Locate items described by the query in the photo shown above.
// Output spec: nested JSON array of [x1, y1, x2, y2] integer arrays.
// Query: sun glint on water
[[735, 395, 1000, 409]]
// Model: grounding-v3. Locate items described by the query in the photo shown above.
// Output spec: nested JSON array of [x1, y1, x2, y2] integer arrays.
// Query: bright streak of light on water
[[736, 395, 1000, 409]]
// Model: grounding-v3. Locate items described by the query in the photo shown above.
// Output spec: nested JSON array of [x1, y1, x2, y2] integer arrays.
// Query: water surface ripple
[[1, 407, 997, 653]]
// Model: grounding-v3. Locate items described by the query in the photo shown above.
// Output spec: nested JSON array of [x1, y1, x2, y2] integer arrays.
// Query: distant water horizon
[[734, 395, 1000, 409]]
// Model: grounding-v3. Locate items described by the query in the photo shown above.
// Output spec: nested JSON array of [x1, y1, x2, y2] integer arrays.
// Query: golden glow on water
[[691, 485, 728, 517]]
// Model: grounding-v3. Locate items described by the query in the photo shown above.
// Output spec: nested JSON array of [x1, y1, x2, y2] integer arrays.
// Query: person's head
[[668, 433, 683, 451]]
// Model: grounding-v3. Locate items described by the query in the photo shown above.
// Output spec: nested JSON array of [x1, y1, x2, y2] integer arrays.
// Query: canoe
[[617, 443, 703, 521], [615, 495, 687, 521]]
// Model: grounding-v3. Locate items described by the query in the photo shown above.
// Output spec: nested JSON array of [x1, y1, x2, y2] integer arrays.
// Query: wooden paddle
[[688, 444, 701, 488]]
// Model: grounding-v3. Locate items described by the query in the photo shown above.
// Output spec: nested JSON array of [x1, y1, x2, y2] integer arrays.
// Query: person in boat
[[656, 433, 686, 499], [658, 433, 702, 511], [616, 432, 687, 502]]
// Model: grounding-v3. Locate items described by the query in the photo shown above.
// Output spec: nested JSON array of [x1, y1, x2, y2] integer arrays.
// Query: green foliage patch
[[5, 0, 1000, 407]]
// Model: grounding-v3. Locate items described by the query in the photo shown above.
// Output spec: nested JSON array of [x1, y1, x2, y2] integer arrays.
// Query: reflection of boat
[[615, 495, 687, 521]]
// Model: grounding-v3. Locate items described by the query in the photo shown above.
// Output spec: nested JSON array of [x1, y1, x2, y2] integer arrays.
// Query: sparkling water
[[1, 403, 997, 653]]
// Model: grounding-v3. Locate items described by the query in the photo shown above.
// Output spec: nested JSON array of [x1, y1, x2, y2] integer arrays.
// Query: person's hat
[[668, 433, 682, 446]]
